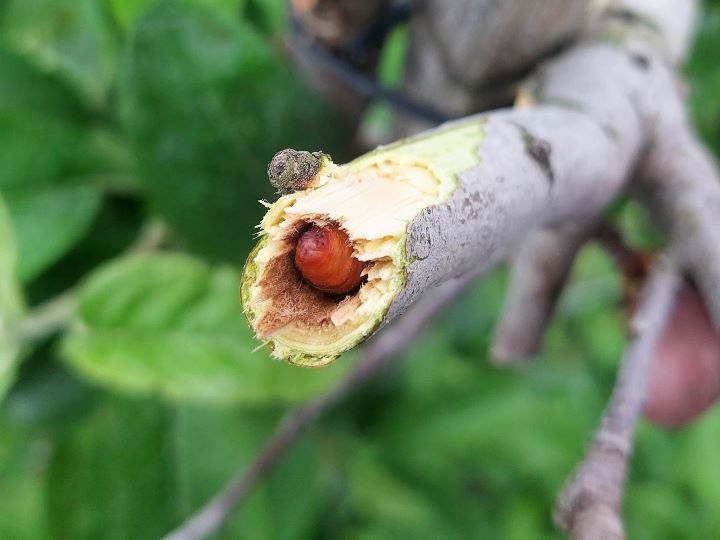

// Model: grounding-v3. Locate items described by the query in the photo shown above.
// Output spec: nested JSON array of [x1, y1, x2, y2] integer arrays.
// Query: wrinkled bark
[[246, 0, 720, 365], [382, 0, 708, 331], [393, 0, 593, 136]]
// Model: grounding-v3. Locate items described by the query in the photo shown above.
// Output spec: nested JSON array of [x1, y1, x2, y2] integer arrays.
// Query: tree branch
[[238, 0, 718, 535], [554, 255, 680, 539], [163, 271, 479, 540], [491, 221, 596, 364], [639, 126, 720, 330], [288, 0, 391, 128], [392, 0, 593, 136]]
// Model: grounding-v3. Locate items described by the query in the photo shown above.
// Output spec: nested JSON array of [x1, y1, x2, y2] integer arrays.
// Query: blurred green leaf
[[687, 5, 720, 152], [24, 195, 144, 305], [0, 58, 103, 282], [383, 367, 600, 493], [343, 445, 448, 537], [0, 47, 88, 122], [175, 404, 320, 539], [498, 498, 552, 540], [675, 407, 720, 535], [111, 0, 245, 31], [613, 199, 665, 251], [5, 353, 98, 428], [1, 0, 118, 108], [10, 184, 101, 282], [569, 307, 624, 373], [243, 0, 286, 35], [625, 482, 697, 540], [0, 413, 50, 538], [110, 0, 160, 30], [359, 25, 409, 141], [123, 0, 344, 262], [374, 324, 604, 509], [47, 396, 180, 540], [0, 195, 23, 398], [378, 25, 408, 88], [0, 114, 84, 193], [61, 253, 350, 404], [47, 397, 322, 539]]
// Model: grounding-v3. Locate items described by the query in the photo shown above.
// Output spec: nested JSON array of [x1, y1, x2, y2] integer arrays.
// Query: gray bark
[[393, 0, 593, 136], [386, 0, 698, 323], [640, 126, 720, 327], [554, 256, 680, 539]]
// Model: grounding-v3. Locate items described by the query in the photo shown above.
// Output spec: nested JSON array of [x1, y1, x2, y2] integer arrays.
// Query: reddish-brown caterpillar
[[294, 224, 365, 295]]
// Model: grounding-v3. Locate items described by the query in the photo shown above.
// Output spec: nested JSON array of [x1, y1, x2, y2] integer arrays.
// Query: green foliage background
[[0, 1, 719, 538]]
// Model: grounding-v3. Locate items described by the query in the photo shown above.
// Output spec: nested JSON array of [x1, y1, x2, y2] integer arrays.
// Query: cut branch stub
[[267, 149, 328, 194], [242, 122, 473, 366]]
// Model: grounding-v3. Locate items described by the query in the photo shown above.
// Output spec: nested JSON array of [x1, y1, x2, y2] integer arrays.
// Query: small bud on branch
[[267, 149, 327, 194]]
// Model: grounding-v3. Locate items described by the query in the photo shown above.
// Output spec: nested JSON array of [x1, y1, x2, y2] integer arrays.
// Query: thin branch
[[14, 220, 169, 345], [236, 2, 709, 538], [126, 220, 168, 255], [246, 0, 700, 365], [554, 255, 680, 539], [491, 221, 595, 364], [162, 270, 480, 540], [15, 292, 77, 344]]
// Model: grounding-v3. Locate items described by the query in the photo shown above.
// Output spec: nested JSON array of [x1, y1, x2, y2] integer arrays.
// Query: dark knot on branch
[[267, 149, 326, 194]]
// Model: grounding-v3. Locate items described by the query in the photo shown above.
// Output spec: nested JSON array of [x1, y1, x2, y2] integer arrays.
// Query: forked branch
[[554, 256, 680, 539]]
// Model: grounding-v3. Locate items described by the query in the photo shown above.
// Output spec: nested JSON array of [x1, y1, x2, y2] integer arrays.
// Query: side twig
[[162, 270, 480, 540], [554, 255, 680, 540], [14, 292, 77, 344], [491, 221, 596, 364]]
